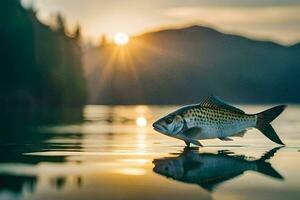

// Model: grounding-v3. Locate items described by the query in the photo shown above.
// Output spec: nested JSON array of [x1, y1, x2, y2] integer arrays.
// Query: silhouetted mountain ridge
[[138, 25, 284, 48], [84, 25, 300, 104]]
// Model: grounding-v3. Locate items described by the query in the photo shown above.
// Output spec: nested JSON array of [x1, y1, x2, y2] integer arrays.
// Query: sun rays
[[96, 37, 142, 102], [94, 33, 193, 103]]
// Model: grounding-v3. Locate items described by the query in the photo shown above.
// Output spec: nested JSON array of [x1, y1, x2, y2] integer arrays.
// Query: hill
[[84, 25, 300, 104]]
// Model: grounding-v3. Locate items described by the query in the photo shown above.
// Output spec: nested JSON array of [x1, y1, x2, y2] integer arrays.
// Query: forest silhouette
[[0, 0, 87, 108]]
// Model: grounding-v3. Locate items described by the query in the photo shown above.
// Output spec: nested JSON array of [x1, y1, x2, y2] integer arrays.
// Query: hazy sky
[[22, 0, 300, 45]]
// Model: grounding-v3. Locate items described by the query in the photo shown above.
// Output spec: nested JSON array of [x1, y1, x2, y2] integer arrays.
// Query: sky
[[22, 0, 300, 45]]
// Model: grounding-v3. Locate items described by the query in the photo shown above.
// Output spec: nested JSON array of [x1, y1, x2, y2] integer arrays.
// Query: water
[[0, 105, 300, 200]]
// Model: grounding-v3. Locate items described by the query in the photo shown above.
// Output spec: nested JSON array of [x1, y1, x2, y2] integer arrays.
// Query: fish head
[[152, 158, 184, 179], [152, 114, 184, 136]]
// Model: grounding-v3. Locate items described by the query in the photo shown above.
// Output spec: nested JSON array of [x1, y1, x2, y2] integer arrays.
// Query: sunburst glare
[[114, 32, 130, 46], [136, 116, 147, 127]]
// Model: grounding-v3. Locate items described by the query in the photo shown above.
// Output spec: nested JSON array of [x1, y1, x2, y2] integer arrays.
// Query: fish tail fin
[[255, 105, 286, 145], [257, 105, 287, 124], [259, 147, 282, 162], [255, 147, 284, 180], [255, 161, 284, 180]]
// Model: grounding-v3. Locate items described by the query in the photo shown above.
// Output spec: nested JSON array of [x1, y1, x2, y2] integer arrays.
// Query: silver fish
[[153, 96, 286, 146], [153, 147, 283, 192]]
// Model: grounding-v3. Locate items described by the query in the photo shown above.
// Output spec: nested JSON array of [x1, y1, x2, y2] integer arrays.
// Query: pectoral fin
[[232, 130, 247, 137], [178, 134, 203, 147], [218, 137, 233, 141], [190, 140, 203, 147], [183, 127, 202, 139]]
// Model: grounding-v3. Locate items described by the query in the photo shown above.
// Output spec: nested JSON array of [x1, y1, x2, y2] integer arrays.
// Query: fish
[[152, 147, 283, 192], [152, 96, 286, 146]]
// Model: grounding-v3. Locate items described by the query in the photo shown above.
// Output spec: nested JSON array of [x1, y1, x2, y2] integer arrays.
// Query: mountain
[[84, 25, 300, 104]]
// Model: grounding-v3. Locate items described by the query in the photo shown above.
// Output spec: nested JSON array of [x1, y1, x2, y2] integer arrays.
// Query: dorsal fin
[[199, 96, 245, 114]]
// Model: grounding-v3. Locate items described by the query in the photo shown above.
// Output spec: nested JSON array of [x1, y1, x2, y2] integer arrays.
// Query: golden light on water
[[136, 116, 147, 127], [118, 159, 149, 164], [113, 32, 130, 46], [114, 168, 146, 176], [134, 106, 149, 151]]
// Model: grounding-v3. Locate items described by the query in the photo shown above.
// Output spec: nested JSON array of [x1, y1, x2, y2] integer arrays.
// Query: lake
[[0, 105, 299, 200]]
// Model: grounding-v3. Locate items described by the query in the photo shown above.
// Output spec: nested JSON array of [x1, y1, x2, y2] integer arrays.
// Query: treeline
[[0, 0, 87, 108]]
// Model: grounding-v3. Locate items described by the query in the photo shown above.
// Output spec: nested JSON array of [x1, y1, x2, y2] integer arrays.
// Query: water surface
[[0, 105, 300, 200]]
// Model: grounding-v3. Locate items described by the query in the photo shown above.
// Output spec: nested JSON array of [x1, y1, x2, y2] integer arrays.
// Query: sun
[[136, 116, 147, 127], [113, 32, 130, 46]]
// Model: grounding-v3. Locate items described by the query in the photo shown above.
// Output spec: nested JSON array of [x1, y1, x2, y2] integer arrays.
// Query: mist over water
[[0, 105, 299, 200]]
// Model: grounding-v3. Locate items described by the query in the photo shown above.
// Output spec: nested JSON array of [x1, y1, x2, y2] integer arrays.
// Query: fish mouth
[[152, 123, 167, 134], [152, 163, 164, 173], [152, 165, 171, 178], [153, 126, 165, 133]]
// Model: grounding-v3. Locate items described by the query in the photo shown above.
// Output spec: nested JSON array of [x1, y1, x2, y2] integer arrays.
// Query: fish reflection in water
[[153, 147, 283, 192]]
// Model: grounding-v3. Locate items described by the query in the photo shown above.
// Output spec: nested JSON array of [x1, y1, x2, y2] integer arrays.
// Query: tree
[[0, 0, 87, 108], [74, 24, 81, 43], [56, 13, 65, 34], [99, 34, 108, 47]]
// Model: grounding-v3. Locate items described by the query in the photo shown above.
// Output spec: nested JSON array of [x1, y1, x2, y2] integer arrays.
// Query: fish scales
[[182, 106, 256, 139]]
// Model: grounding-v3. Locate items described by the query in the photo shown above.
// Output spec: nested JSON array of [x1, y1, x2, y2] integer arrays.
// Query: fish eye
[[165, 116, 173, 124]]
